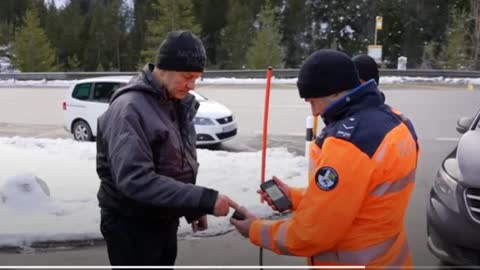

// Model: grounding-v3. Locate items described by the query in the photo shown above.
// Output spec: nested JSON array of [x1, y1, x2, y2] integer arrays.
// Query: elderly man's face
[[305, 97, 332, 116], [305, 91, 349, 116], [162, 71, 202, 99]]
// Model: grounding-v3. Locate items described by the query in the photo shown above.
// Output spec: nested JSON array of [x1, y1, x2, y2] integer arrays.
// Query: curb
[[0, 238, 105, 253]]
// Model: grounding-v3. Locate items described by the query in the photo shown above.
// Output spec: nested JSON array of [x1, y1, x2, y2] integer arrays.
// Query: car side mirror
[[456, 116, 474, 134]]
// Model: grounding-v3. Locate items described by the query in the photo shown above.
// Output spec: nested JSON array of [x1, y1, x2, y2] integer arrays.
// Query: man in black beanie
[[96, 30, 236, 267], [353, 54, 386, 101], [352, 54, 379, 85], [231, 49, 419, 268]]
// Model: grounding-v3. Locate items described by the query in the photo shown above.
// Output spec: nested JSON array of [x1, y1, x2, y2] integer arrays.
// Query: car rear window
[[72, 83, 92, 100], [93, 82, 124, 103]]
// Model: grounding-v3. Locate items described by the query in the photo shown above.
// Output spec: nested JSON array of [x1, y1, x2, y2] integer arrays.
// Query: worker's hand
[[229, 206, 257, 238], [213, 194, 232, 217], [191, 215, 208, 233], [257, 176, 291, 212]]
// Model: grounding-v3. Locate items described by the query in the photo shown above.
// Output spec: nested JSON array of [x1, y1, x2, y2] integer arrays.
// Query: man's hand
[[257, 176, 291, 212], [191, 215, 208, 233], [229, 205, 257, 238], [213, 194, 236, 217]]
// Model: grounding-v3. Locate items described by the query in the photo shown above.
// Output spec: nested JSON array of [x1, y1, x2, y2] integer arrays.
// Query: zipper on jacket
[[172, 101, 186, 169], [178, 101, 197, 176]]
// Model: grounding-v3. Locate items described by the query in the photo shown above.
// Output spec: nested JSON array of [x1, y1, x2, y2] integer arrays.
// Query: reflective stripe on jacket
[[249, 80, 419, 267]]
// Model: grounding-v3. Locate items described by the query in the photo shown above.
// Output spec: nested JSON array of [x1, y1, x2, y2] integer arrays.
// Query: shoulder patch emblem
[[315, 166, 339, 191]]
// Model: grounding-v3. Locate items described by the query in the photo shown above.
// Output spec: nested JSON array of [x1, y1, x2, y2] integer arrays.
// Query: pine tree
[[81, 0, 124, 71], [0, 22, 11, 45], [192, 0, 228, 67], [375, 0, 407, 68], [140, 0, 201, 65], [0, 0, 30, 37], [421, 41, 441, 69], [96, 62, 105, 71], [279, 0, 307, 68], [441, 10, 469, 69], [103, 0, 124, 71], [218, 0, 254, 69], [43, 1, 61, 68], [467, 0, 480, 69], [12, 7, 57, 71], [304, 0, 370, 56], [57, 1, 88, 71], [246, 0, 284, 69], [0, 23, 12, 65], [116, 1, 135, 71], [82, 2, 106, 71], [128, 0, 150, 70], [66, 54, 81, 71]]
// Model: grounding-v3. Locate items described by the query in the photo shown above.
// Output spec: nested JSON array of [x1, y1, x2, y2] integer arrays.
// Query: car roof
[[74, 76, 133, 84], [69, 76, 206, 100]]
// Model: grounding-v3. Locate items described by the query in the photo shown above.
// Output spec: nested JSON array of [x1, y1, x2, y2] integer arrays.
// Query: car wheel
[[200, 142, 221, 150], [73, 120, 93, 141]]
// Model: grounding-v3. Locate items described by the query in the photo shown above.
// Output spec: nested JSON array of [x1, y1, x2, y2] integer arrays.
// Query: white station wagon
[[62, 76, 237, 146]]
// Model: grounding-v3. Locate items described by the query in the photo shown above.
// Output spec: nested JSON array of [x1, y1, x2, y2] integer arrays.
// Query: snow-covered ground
[[1, 76, 480, 88], [0, 136, 308, 248]]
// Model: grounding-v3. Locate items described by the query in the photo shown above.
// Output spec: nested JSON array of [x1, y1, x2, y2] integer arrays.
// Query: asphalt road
[[0, 83, 478, 268]]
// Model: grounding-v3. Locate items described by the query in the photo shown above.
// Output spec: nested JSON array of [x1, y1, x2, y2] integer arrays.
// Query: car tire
[[204, 143, 221, 150], [72, 120, 94, 142]]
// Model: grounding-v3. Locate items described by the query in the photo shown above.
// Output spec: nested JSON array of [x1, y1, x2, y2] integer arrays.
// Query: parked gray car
[[427, 111, 480, 265]]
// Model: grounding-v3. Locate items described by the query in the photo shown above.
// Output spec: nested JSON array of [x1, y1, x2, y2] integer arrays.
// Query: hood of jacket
[[321, 79, 384, 124]]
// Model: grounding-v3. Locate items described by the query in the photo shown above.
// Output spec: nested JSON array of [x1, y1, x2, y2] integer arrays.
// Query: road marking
[[435, 137, 459, 142], [251, 134, 461, 142], [254, 131, 305, 136]]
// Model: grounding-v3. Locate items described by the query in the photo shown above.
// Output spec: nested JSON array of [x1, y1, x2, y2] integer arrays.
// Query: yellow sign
[[376, 16, 383, 30], [468, 83, 474, 92]]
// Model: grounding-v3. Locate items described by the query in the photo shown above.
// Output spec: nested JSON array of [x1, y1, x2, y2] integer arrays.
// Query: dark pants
[[100, 209, 179, 268]]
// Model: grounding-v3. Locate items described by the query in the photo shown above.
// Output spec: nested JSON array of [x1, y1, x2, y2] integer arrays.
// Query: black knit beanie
[[353, 54, 379, 85], [155, 30, 206, 72], [297, 49, 361, 98]]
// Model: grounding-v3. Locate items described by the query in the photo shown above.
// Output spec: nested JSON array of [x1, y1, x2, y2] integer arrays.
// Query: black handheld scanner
[[232, 209, 246, 220]]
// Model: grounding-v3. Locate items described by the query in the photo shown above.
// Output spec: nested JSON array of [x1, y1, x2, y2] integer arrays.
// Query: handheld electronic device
[[260, 179, 292, 212], [232, 210, 246, 220]]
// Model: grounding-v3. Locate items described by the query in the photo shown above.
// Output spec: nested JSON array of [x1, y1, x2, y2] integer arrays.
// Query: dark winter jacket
[[96, 64, 218, 222]]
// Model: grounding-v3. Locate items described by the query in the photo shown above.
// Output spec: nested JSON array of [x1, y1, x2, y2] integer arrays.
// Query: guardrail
[[1, 69, 480, 81]]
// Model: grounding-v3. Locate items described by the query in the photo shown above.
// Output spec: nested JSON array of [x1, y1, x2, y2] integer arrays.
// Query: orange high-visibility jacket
[[249, 80, 419, 267]]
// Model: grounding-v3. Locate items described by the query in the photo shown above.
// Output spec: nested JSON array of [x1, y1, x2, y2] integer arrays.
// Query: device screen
[[265, 184, 284, 201]]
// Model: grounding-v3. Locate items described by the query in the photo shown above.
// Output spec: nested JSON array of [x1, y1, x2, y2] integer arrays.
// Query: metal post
[[305, 116, 314, 159], [260, 67, 273, 202], [375, 16, 382, 46]]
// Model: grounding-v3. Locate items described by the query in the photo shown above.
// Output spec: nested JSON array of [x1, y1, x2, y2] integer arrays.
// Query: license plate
[[222, 124, 236, 133]]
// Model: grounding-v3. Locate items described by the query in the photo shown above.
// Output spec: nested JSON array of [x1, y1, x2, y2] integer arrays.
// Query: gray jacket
[[96, 64, 218, 222]]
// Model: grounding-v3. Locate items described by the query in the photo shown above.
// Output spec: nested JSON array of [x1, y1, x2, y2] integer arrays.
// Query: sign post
[[369, 16, 383, 64], [375, 16, 383, 45]]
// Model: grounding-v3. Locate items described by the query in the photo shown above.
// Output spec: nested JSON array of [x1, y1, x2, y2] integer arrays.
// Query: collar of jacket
[[321, 79, 383, 125], [142, 64, 169, 102]]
